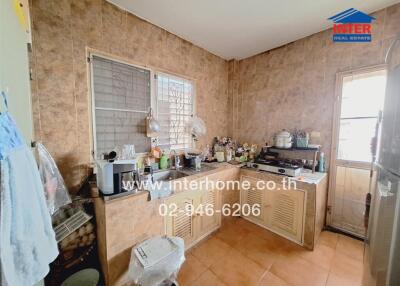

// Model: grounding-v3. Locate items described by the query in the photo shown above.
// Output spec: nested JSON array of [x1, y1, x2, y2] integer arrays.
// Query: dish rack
[[54, 210, 92, 242]]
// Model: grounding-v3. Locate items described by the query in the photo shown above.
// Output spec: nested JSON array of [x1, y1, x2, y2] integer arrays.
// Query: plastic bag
[[128, 236, 185, 286], [37, 143, 71, 214]]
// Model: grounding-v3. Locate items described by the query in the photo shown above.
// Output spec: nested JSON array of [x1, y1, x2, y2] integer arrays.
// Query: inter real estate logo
[[328, 8, 375, 42]]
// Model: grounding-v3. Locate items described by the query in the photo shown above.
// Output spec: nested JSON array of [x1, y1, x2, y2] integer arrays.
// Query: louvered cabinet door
[[199, 189, 221, 237], [165, 194, 198, 247], [265, 188, 305, 243], [240, 176, 264, 224]]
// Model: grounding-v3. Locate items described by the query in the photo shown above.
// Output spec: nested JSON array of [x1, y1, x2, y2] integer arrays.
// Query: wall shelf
[[268, 146, 320, 173], [269, 146, 320, 151]]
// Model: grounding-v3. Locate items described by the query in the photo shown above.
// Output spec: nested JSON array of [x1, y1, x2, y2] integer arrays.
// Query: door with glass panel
[[328, 66, 387, 237]]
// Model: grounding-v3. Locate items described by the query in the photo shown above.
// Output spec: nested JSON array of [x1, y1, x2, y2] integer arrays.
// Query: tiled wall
[[30, 0, 400, 191], [29, 0, 231, 192], [231, 3, 400, 166]]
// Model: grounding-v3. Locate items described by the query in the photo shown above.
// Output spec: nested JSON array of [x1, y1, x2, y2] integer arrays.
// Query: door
[[240, 176, 265, 225], [165, 191, 200, 248], [363, 166, 400, 286], [264, 187, 305, 243], [328, 66, 387, 237], [198, 189, 221, 237]]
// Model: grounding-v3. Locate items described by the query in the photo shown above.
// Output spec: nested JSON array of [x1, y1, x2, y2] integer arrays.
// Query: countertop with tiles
[[240, 166, 327, 185], [96, 162, 243, 204], [96, 162, 327, 203]]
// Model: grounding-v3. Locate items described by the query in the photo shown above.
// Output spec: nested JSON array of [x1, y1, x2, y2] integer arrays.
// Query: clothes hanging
[[0, 91, 58, 286]]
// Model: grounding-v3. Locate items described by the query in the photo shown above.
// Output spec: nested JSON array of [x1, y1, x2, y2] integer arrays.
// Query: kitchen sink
[[152, 164, 216, 182], [152, 169, 188, 181], [145, 165, 217, 198]]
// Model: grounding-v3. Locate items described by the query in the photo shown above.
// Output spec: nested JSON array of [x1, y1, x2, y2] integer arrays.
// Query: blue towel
[[0, 92, 58, 285]]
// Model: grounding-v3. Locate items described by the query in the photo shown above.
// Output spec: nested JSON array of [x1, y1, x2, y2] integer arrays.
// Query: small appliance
[[96, 159, 138, 196]]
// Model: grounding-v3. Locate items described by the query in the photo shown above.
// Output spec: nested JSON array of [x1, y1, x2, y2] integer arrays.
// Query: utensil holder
[[296, 138, 309, 148]]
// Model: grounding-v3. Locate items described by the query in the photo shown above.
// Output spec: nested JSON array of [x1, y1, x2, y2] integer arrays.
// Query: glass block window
[[91, 55, 151, 158], [156, 73, 194, 150]]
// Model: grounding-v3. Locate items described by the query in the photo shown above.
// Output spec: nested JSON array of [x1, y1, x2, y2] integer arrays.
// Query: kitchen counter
[[94, 162, 327, 285], [295, 169, 327, 184], [241, 166, 327, 184], [93, 162, 241, 286], [96, 162, 243, 203], [240, 168, 328, 250]]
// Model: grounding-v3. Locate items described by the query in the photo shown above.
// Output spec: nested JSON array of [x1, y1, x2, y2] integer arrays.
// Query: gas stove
[[248, 158, 302, 177]]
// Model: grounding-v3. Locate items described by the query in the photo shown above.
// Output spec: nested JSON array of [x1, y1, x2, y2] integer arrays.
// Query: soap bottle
[[318, 152, 325, 173], [159, 152, 169, 170]]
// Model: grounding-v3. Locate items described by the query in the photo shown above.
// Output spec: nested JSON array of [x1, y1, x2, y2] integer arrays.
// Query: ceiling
[[109, 0, 400, 60]]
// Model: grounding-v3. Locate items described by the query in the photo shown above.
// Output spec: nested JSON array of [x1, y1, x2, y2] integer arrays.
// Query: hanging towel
[[0, 91, 58, 286]]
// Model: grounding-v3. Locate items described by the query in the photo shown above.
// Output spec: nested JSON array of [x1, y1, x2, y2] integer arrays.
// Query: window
[[337, 69, 387, 162], [156, 73, 194, 150], [91, 55, 151, 158], [90, 55, 195, 158]]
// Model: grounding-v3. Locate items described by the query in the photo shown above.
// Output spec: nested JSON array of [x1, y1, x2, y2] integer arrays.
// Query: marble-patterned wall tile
[[232, 3, 400, 167], [384, 4, 400, 39], [30, 0, 231, 192], [30, 0, 400, 192]]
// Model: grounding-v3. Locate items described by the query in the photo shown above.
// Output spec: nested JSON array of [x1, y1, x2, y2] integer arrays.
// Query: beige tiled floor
[[177, 217, 364, 286]]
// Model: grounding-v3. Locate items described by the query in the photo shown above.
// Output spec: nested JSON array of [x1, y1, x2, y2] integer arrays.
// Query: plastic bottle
[[159, 153, 169, 170], [318, 152, 325, 173]]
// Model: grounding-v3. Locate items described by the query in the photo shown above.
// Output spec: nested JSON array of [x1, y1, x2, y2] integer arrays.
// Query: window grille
[[91, 55, 151, 157], [156, 73, 194, 150]]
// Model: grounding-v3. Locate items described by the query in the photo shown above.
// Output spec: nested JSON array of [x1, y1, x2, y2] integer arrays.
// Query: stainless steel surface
[[378, 66, 400, 177], [102, 164, 217, 201], [248, 161, 301, 177], [178, 164, 216, 175], [385, 33, 400, 63], [152, 169, 188, 181], [363, 44, 400, 286], [364, 166, 400, 286], [152, 164, 216, 181], [174, 155, 182, 169]]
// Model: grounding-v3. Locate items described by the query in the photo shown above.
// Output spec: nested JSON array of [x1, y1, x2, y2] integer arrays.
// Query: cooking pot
[[184, 151, 202, 169], [274, 130, 293, 149]]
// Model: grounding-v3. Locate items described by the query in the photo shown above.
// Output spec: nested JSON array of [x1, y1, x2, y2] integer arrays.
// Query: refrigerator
[[363, 38, 400, 286]]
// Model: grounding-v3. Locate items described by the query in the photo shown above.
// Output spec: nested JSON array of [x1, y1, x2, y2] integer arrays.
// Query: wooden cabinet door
[[165, 191, 200, 248], [264, 187, 305, 243], [240, 176, 264, 225], [198, 189, 221, 237]]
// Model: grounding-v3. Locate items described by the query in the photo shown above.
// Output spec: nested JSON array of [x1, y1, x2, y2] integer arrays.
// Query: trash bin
[[61, 268, 100, 286], [128, 236, 185, 286]]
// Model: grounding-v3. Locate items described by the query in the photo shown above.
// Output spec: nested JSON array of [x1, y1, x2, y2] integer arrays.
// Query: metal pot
[[274, 130, 293, 148]]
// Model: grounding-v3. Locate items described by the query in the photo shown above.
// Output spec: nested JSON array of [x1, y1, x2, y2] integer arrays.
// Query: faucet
[[170, 150, 182, 169]]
